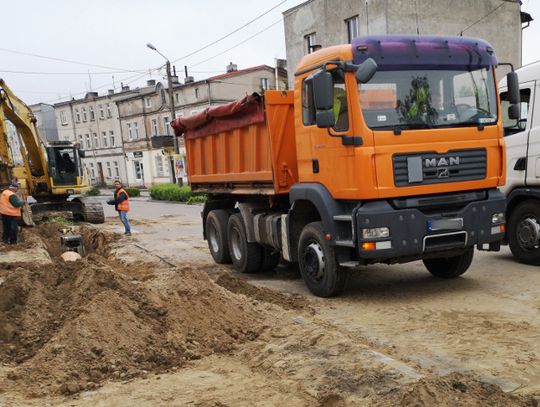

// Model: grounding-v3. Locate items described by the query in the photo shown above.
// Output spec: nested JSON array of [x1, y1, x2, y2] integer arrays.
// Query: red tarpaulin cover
[[170, 93, 265, 140]]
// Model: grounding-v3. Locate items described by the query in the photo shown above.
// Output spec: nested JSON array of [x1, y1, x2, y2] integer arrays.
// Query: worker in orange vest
[[0, 181, 25, 244], [107, 180, 131, 236]]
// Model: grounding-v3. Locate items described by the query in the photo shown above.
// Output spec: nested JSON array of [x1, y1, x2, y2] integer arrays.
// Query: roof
[[207, 65, 276, 81], [282, 0, 313, 16]]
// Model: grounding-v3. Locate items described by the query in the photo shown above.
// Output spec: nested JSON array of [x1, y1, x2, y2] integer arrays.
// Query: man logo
[[437, 167, 450, 178], [425, 156, 460, 167]]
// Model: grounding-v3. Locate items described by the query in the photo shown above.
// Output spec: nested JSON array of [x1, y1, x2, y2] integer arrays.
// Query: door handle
[[514, 157, 526, 171]]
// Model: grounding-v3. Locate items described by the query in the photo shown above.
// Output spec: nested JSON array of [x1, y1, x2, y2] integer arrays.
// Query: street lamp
[[146, 42, 181, 184]]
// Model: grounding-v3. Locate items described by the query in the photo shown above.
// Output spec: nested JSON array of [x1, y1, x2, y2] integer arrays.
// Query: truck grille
[[393, 148, 487, 186]]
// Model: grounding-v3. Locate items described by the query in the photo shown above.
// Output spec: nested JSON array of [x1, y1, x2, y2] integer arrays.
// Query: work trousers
[[118, 210, 131, 234], [1, 214, 19, 244]]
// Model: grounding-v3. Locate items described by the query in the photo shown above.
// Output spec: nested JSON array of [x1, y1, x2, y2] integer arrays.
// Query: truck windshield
[[359, 67, 497, 130]]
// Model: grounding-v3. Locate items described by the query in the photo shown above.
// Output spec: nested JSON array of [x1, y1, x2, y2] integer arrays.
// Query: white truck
[[500, 61, 540, 263]]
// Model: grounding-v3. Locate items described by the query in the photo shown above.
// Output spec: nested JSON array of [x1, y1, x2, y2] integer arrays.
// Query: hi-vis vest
[[117, 188, 129, 212], [0, 190, 21, 217]]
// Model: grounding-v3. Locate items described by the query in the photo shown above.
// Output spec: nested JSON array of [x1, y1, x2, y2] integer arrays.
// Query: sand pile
[[0, 225, 262, 396], [374, 372, 533, 407]]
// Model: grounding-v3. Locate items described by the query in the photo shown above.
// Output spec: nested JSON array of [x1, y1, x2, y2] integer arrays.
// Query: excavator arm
[[0, 79, 49, 191]]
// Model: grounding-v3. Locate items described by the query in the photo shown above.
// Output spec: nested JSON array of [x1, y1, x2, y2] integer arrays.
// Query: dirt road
[[0, 199, 538, 406]]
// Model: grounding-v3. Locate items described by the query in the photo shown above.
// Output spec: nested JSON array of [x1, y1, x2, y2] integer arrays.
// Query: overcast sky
[[2, 0, 539, 105]]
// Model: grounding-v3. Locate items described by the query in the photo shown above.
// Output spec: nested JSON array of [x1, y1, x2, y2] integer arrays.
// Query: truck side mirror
[[508, 103, 520, 120], [506, 72, 520, 105], [311, 69, 335, 128], [356, 58, 378, 84]]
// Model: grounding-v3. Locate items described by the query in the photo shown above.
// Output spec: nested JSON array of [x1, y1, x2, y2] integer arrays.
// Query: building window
[[99, 104, 104, 118], [93, 132, 99, 148], [195, 88, 200, 99], [161, 90, 167, 105], [85, 134, 91, 149], [175, 93, 179, 103], [127, 123, 133, 141], [106, 103, 112, 118], [89, 162, 95, 178], [106, 162, 112, 177], [163, 116, 170, 136], [151, 119, 158, 136], [82, 108, 88, 122], [155, 154, 164, 177], [109, 131, 115, 146], [134, 122, 139, 139], [102, 131, 108, 147], [261, 78, 270, 90], [89, 106, 95, 121], [305, 32, 317, 54], [114, 161, 119, 177], [60, 110, 68, 125], [75, 109, 81, 123], [345, 16, 359, 43], [78, 134, 83, 146], [144, 98, 152, 108]]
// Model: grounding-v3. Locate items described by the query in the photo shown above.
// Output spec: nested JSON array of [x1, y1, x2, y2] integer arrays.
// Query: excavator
[[0, 79, 104, 225]]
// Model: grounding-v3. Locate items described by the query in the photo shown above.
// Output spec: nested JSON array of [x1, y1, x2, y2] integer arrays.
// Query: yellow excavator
[[0, 79, 104, 224]]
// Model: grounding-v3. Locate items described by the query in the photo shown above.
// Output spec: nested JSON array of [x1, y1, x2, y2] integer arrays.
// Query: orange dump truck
[[172, 35, 521, 297]]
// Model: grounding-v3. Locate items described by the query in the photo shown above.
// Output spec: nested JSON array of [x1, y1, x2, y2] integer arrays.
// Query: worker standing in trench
[[0, 181, 25, 244], [107, 180, 132, 236]]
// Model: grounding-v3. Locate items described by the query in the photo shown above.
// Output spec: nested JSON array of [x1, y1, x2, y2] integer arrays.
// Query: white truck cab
[[499, 61, 540, 263]]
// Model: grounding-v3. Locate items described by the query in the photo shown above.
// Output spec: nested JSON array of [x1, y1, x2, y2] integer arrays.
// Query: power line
[[170, 0, 288, 64], [0, 47, 146, 73], [0, 69, 149, 76], [189, 19, 283, 68], [459, 2, 506, 35]]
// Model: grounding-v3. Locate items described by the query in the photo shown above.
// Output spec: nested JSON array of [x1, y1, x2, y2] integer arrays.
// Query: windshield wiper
[[392, 122, 433, 135]]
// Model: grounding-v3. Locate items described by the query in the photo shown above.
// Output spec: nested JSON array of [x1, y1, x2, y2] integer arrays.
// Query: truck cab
[[499, 61, 540, 263]]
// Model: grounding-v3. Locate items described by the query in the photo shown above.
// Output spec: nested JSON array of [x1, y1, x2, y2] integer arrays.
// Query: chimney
[[184, 76, 194, 84], [226, 62, 238, 73], [146, 79, 156, 86], [88, 91, 98, 98], [108, 89, 114, 95], [121, 85, 130, 92]]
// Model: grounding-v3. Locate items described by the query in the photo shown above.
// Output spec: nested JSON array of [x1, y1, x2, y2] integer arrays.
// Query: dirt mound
[[215, 272, 311, 311], [0, 227, 262, 396], [375, 372, 533, 406]]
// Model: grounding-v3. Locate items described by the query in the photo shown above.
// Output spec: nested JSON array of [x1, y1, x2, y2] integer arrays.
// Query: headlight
[[492, 212, 505, 224], [362, 227, 390, 239]]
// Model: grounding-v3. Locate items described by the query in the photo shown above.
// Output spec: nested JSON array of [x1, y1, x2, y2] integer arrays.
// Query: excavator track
[[73, 196, 105, 224]]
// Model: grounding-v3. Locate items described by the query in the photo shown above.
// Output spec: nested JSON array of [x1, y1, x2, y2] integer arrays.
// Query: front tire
[[423, 247, 474, 278], [227, 214, 263, 273], [298, 221, 348, 297], [206, 209, 231, 264], [508, 200, 540, 265]]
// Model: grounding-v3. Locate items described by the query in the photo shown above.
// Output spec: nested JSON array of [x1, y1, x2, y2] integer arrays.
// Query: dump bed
[[171, 91, 297, 195]]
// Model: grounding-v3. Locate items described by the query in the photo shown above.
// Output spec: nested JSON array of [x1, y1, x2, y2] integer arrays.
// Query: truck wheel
[[298, 221, 348, 297], [206, 210, 231, 264], [227, 214, 263, 273], [423, 247, 474, 278], [508, 200, 540, 264]]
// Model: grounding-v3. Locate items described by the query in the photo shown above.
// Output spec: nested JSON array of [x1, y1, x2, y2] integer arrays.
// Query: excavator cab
[[45, 143, 82, 187]]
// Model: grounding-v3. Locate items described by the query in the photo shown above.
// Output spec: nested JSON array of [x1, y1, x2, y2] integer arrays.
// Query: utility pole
[[147, 43, 181, 185]]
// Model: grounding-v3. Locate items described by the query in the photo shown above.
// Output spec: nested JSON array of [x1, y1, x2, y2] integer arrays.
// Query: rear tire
[[508, 200, 540, 265], [423, 247, 474, 278], [227, 214, 263, 273], [206, 209, 231, 264], [298, 221, 348, 297]]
